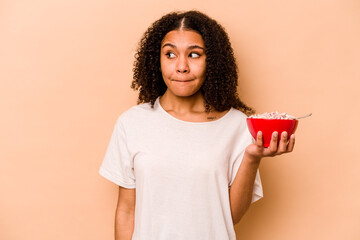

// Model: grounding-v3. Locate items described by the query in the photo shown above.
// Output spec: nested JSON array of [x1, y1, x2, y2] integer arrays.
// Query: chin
[[172, 90, 200, 97]]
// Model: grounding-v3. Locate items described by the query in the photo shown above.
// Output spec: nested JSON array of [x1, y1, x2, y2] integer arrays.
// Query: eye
[[165, 52, 176, 58], [189, 52, 201, 58]]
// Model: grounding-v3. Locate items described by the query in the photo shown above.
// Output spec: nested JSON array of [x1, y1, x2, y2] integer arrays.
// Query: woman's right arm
[[115, 186, 136, 240]]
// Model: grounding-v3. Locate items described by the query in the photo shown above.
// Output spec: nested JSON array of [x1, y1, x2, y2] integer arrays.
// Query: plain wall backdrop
[[1, 0, 359, 239]]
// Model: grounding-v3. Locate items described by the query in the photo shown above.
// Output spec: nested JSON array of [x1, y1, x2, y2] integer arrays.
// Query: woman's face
[[160, 30, 206, 97]]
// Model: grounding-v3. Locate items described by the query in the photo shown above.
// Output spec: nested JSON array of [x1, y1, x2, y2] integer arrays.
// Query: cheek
[[196, 63, 206, 78], [160, 68, 172, 80], [160, 60, 173, 77]]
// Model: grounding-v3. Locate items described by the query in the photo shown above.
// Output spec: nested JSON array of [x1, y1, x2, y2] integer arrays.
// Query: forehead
[[161, 30, 205, 47]]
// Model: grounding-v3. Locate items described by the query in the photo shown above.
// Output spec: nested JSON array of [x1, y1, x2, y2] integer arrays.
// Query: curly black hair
[[131, 10, 254, 115]]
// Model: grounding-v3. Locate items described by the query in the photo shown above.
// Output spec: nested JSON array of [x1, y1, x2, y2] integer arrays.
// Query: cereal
[[248, 111, 295, 120]]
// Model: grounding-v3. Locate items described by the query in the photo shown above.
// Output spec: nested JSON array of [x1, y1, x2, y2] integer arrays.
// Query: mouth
[[172, 79, 194, 82]]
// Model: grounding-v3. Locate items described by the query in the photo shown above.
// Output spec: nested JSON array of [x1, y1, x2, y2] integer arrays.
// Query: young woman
[[99, 10, 295, 240]]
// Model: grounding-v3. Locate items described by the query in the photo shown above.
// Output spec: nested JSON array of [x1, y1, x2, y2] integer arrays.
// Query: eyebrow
[[162, 43, 205, 50]]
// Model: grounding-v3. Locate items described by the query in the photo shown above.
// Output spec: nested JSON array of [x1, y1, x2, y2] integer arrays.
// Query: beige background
[[1, 0, 359, 239]]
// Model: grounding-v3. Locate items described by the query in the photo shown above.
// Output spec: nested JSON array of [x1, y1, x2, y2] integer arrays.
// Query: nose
[[176, 55, 189, 73]]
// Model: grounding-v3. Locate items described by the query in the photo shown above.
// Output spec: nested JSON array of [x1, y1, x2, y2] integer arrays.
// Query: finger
[[278, 131, 288, 154], [287, 134, 295, 152], [268, 131, 278, 155], [256, 131, 263, 147]]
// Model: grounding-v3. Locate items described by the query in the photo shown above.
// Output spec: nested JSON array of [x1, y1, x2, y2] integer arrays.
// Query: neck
[[159, 91, 206, 114]]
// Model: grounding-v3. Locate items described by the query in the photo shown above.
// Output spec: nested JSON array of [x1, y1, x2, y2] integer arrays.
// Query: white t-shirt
[[99, 97, 263, 240]]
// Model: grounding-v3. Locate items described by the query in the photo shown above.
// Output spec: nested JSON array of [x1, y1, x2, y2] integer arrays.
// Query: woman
[[99, 10, 295, 240]]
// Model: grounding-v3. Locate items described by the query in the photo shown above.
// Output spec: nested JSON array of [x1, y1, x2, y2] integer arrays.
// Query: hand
[[245, 131, 295, 163]]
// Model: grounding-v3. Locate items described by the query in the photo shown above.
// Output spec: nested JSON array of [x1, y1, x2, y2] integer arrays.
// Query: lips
[[172, 79, 194, 82]]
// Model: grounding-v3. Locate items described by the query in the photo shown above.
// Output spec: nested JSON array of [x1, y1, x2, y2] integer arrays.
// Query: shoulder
[[229, 108, 249, 121], [225, 108, 251, 133], [116, 101, 155, 126], [228, 108, 253, 142]]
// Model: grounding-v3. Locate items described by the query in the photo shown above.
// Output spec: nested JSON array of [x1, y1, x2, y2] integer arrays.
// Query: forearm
[[115, 209, 135, 240], [229, 152, 261, 225]]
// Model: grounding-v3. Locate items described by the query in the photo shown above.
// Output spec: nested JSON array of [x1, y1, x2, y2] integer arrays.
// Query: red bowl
[[246, 118, 298, 148]]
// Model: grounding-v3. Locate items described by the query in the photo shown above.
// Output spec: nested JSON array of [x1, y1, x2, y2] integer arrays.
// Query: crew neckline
[[155, 97, 233, 125]]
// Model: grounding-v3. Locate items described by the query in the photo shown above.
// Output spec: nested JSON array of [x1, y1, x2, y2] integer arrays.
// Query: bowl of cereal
[[246, 111, 299, 148]]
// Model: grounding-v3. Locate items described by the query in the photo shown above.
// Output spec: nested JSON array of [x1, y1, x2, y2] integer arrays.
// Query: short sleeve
[[99, 119, 136, 189], [228, 128, 263, 203]]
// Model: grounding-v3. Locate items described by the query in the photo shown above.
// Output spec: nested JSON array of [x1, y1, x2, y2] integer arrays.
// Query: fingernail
[[258, 131, 262, 136], [282, 132, 288, 137], [291, 134, 295, 139], [273, 132, 278, 137]]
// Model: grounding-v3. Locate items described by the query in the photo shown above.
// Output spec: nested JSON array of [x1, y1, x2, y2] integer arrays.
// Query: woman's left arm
[[229, 131, 295, 225]]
